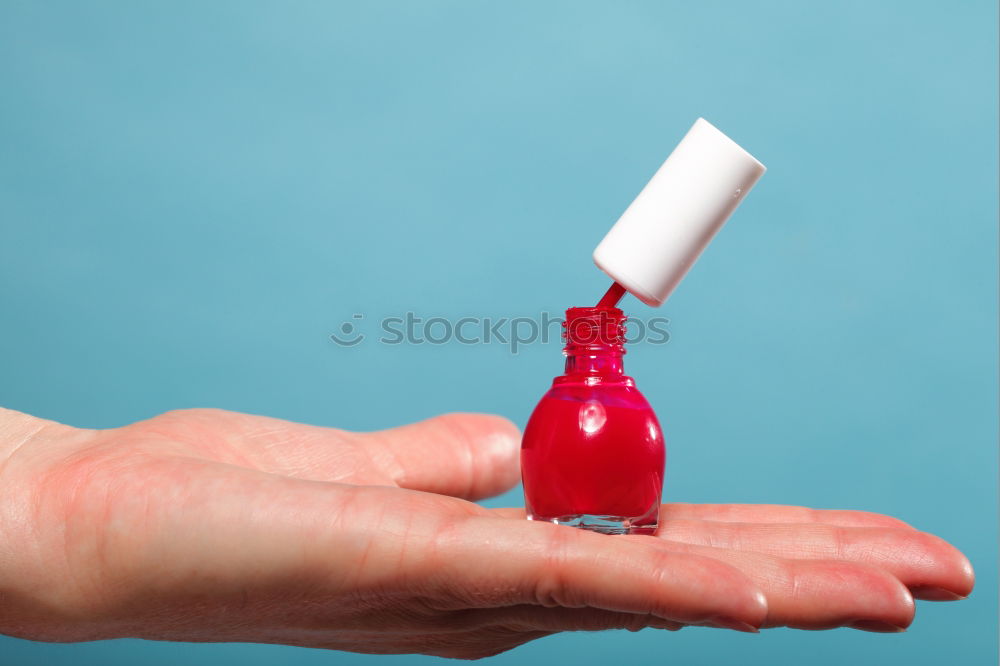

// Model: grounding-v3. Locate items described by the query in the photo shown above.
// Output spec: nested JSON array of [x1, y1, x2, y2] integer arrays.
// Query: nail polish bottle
[[521, 118, 767, 535], [521, 305, 665, 534]]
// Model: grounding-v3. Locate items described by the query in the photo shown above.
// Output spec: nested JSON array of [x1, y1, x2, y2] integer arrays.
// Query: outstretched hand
[[0, 408, 973, 658]]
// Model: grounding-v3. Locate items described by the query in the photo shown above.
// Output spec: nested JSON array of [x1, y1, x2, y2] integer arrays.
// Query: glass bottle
[[520, 305, 665, 535]]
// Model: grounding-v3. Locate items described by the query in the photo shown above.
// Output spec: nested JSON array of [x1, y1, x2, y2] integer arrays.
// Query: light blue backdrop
[[1, 1, 996, 664]]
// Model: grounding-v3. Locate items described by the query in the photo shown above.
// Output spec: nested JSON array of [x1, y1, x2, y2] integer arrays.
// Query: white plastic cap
[[593, 118, 766, 307]]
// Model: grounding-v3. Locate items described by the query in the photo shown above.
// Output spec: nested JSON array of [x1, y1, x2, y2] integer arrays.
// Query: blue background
[[1, 1, 996, 663]]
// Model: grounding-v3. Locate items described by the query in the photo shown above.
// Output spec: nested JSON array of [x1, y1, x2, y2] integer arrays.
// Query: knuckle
[[533, 528, 572, 608]]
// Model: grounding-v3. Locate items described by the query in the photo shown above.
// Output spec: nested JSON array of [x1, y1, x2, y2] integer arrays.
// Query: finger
[[661, 503, 913, 529], [488, 504, 912, 530], [633, 538, 916, 632], [431, 516, 767, 631], [358, 413, 521, 500], [657, 519, 975, 600], [162, 409, 522, 500]]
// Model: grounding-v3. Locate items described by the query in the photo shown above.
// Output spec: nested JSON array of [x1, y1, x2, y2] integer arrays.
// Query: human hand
[[0, 408, 973, 658]]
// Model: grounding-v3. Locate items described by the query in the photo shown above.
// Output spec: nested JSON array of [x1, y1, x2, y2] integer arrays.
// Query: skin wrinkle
[[425, 521, 516, 612], [241, 426, 315, 474], [364, 431, 407, 490], [645, 548, 689, 620], [533, 526, 572, 609], [903, 543, 943, 574], [423, 517, 525, 612], [424, 512, 485, 610], [575, 535, 655, 612], [829, 523, 849, 561], [346, 489, 478, 617], [250, 426, 363, 483], [850, 529, 937, 572], [133, 410, 300, 477], [390, 496, 415, 597], [0, 413, 47, 478], [293, 435, 379, 485], [320, 433, 371, 483], [787, 558, 808, 605], [806, 507, 824, 526], [346, 493, 379, 594]]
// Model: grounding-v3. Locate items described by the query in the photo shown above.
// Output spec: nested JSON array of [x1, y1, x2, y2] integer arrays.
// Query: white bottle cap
[[593, 118, 766, 307]]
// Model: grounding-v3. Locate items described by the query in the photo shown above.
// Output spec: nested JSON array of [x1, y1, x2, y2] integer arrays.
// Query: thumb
[[360, 413, 521, 501]]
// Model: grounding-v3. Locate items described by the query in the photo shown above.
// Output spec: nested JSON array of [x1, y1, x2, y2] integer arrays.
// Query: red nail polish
[[520, 306, 665, 535]]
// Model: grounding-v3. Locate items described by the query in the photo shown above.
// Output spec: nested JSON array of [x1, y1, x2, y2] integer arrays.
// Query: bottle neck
[[561, 306, 627, 379], [564, 349, 625, 376]]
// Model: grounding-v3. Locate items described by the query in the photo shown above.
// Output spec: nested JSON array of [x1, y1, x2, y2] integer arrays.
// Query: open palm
[[0, 408, 973, 659]]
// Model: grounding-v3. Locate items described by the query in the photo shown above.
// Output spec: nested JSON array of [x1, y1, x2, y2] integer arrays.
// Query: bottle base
[[528, 513, 658, 536]]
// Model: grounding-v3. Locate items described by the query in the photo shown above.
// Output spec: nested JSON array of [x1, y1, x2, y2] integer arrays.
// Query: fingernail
[[648, 620, 683, 631], [709, 617, 760, 633], [849, 620, 907, 633], [911, 586, 968, 601]]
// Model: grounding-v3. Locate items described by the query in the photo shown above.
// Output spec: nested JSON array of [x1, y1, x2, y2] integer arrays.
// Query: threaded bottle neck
[[562, 306, 626, 377]]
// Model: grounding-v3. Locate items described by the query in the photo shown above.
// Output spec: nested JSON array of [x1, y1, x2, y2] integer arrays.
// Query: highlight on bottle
[[329, 311, 671, 353]]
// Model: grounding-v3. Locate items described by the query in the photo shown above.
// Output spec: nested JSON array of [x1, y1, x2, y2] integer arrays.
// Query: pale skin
[[0, 408, 974, 659]]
